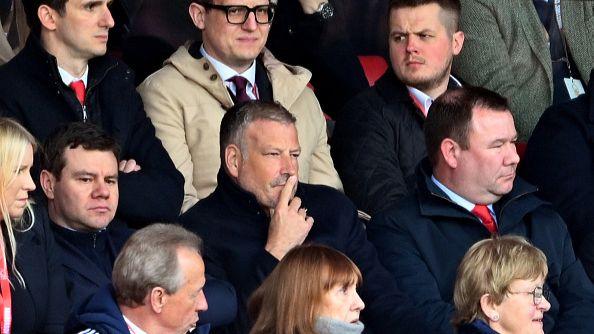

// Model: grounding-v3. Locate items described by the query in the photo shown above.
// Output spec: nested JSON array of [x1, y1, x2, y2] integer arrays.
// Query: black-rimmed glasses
[[507, 286, 551, 305], [201, 2, 277, 24]]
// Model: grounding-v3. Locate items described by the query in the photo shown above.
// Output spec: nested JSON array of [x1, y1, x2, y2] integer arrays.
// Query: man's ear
[[189, 2, 207, 30], [440, 138, 461, 169], [451, 31, 465, 56], [225, 144, 241, 179], [37, 5, 59, 31], [40, 170, 56, 200], [149, 287, 167, 313]]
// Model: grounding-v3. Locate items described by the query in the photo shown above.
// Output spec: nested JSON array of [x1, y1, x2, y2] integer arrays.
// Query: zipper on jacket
[[92, 233, 97, 248]]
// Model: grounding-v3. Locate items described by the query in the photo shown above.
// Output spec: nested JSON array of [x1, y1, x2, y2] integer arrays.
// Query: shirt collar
[[406, 75, 462, 114], [200, 44, 257, 86], [431, 174, 495, 215], [58, 65, 89, 87], [123, 315, 148, 334]]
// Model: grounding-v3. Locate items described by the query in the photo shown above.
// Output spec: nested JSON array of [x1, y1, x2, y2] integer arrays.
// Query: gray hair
[[112, 223, 203, 307], [219, 101, 296, 161]]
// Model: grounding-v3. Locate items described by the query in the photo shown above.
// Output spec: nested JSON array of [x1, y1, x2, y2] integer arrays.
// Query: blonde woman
[[453, 235, 551, 334], [0, 117, 66, 333], [249, 244, 365, 334]]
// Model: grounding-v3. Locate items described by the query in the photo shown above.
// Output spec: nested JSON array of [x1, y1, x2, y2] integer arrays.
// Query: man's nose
[[101, 5, 115, 28], [242, 11, 258, 31], [196, 290, 208, 312]]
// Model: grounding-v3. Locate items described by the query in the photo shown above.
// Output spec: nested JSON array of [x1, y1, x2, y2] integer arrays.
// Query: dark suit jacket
[[0, 35, 184, 226]]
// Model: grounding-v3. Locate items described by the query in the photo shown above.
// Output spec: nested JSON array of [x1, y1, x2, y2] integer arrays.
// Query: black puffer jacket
[[331, 71, 426, 216]]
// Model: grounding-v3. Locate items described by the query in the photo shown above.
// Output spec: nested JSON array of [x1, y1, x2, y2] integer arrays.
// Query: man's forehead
[[469, 107, 517, 140], [390, 4, 446, 29], [62, 147, 118, 169]]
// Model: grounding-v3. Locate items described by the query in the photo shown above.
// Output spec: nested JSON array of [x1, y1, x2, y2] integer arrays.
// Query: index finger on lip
[[276, 175, 297, 210]]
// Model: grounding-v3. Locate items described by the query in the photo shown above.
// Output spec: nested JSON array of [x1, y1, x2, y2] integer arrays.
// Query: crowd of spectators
[[0, 0, 593, 333]]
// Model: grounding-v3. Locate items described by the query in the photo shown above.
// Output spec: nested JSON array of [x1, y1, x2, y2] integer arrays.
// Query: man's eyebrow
[[72, 170, 96, 177]]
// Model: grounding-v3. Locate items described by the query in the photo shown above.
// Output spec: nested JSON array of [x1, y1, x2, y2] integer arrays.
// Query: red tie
[[69, 80, 86, 106], [472, 204, 498, 234], [227, 76, 252, 103]]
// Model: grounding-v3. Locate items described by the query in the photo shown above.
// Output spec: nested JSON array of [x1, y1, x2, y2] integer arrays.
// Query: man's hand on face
[[299, 0, 326, 14], [265, 175, 314, 260], [119, 159, 142, 173]]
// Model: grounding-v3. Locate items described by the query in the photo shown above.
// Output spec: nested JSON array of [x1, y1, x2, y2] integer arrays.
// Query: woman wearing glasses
[[248, 244, 365, 334], [0, 118, 66, 333], [453, 235, 551, 334]]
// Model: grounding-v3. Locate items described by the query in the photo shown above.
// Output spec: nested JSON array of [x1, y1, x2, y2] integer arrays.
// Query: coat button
[[203, 63, 209, 70], [210, 74, 218, 81]]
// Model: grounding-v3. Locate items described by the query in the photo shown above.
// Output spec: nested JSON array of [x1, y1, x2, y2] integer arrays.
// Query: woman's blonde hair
[[453, 235, 548, 327], [0, 118, 37, 287], [248, 244, 363, 334]]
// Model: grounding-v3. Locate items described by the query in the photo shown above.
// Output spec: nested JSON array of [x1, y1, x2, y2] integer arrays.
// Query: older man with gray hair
[[67, 224, 211, 334], [182, 100, 431, 333]]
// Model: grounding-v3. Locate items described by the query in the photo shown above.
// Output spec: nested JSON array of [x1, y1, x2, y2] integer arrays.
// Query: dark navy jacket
[[67, 284, 210, 334], [457, 320, 499, 334], [369, 160, 594, 333], [181, 169, 430, 334], [11, 205, 67, 333], [50, 220, 132, 309], [522, 70, 594, 281], [0, 35, 183, 226], [51, 219, 237, 329], [332, 71, 460, 216]]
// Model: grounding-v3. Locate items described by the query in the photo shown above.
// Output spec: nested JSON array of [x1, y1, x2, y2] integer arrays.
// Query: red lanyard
[[0, 252, 12, 334]]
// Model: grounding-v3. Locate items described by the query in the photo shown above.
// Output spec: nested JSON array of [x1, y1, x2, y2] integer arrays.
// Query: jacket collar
[[215, 168, 269, 217], [50, 222, 115, 287], [374, 70, 461, 117], [214, 168, 308, 219], [416, 159, 543, 232], [17, 34, 118, 91], [166, 41, 312, 110]]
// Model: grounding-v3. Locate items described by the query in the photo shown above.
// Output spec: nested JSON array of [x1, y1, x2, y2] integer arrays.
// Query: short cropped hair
[[453, 235, 548, 327], [219, 100, 296, 161], [112, 223, 203, 307], [22, 0, 68, 35], [388, 0, 461, 34], [41, 122, 120, 180], [249, 244, 362, 334], [424, 86, 510, 166]]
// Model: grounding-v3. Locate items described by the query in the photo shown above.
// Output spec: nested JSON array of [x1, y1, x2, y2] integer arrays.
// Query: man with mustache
[[332, 0, 464, 217], [368, 86, 594, 333], [181, 101, 431, 334]]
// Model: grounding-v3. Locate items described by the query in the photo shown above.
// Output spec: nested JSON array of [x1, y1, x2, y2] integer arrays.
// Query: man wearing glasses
[[368, 86, 594, 333], [138, 0, 343, 213]]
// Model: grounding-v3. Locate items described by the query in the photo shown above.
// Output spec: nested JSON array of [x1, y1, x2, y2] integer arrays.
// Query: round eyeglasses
[[507, 286, 551, 305]]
